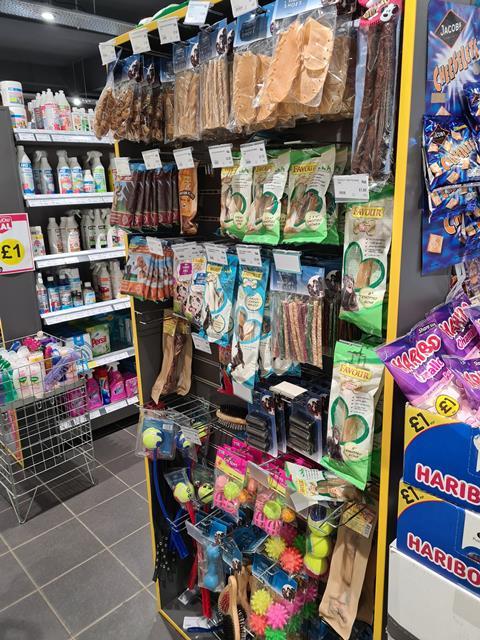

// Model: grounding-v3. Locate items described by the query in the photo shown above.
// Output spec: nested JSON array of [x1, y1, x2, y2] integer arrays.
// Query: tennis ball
[[198, 483, 213, 504], [307, 534, 332, 559], [142, 427, 163, 449], [224, 480, 241, 501], [263, 500, 282, 521], [303, 553, 328, 577], [173, 481, 194, 503]]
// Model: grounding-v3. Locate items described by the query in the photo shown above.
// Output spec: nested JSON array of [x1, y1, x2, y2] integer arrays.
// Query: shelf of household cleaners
[[13, 128, 112, 145], [87, 346, 135, 369], [24, 192, 114, 208], [89, 395, 138, 420], [41, 297, 131, 326], [35, 246, 125, 269]]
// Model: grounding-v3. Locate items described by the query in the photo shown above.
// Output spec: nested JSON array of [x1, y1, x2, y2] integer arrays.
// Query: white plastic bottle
[[36, 273, 49, 314], [17, 146, 35, 195], [72, 107, 82, 132], [32, 150, 43, 193], [84, 210, 96, 249], [59, 216, 69, 251], [39, 152, 55, 194], [28, 352, 45, 398], [90, 262, 102, 294], [83, 282, 96, 305], [83, 169, 95, 193], [108, 152, 116, 192], [88, 108, 95, 132], [68, 157, 84, 193], [94, 208, 107, 248], [89, 151, 107, 192], [98, 263, 113, 301], [46, 275, 61, 312], [58, 274, 73, 309], [57, 91, 72, 131], [56, 150, 72, 194], [109, 261, 122, 298], [47, 217, 63, 253], [65, 216, 81, 252], [42, 89, 60, 130], [34, 92, 43, 129]]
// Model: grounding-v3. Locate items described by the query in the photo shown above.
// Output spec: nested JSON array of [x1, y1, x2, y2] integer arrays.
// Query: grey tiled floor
[[0, 428, 180, 639]]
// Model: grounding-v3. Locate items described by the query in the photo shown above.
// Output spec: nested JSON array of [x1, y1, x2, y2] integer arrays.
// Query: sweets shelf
[[24, 192, 113, 207], [40, 297, 131, 325], [13, 128, 112, 145], [87, 346, 135, 369], [35, 246, 125, 268], [89, 395, 138, 420]]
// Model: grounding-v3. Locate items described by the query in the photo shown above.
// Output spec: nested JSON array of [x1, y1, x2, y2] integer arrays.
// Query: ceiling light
[[41, 10, 55, 22], [72, 97, 82, 106]]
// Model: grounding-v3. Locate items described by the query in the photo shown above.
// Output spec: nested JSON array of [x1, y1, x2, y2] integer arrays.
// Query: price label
[[185, 0, 210, 25], [236, 244, 262, 267], [333, 174, 369, 202], [158, 17, 180, 44], [205, 243, 228, 265], [435, 394, 459, 417], [16, 131, 35, 141], [129, 28, 151, 53], [147, 237, 165, 256], [115, 157, 131, 177], [192, 333, 212, 354], [99, 41, 116, 65], [208, 144, 233, 169], [0, 213, 34, 274], [230, 0, 258, 17], [173, 147, 195, 169], [240, 141, 268, 167], [233, 380, 253, 403], [273, 250, 301, 274], [181, 425, 203, 446], [142, 149, 162, 170], [35, 133, 51, 142]]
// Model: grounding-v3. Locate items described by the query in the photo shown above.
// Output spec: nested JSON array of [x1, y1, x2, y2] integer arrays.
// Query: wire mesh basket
[[0, 333, 95, 523]]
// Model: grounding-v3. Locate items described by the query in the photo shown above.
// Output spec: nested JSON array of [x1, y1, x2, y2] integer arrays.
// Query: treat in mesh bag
[[93, 65, 116, 139], [173, 36, 201, 141]]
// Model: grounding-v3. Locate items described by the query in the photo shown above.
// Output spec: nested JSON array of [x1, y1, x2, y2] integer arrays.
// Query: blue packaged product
[[423, 115, 480, 191], [201, 250, 239, 346], [464, 82, 480, 130]]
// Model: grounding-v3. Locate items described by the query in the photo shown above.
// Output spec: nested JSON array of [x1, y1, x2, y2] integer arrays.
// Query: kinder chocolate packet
[[324, 144, 348, 246], [184, 247, 207, 327], [200, 248, 239, 347], [423, 115, 480, 191], [340, 186, 394, 337], [243, 150, 290, 246], [321, 341, 384, 490], [229, 258, 270, 395], [172, 243, 197, 315], [283, 145, 335, 244], [220, 153, 253, 240], [427, 292, 480, 358]]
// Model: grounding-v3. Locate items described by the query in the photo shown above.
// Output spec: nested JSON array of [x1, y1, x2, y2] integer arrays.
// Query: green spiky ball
[[293, 534, 306, 556], [265, 536, 286, 561], [251, 589, 273, 615], [265, 628, 286, 640], [285, 613, 302, 635], [300, 601, 316, 621]]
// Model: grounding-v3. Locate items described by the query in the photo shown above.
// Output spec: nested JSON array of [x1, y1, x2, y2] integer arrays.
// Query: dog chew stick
[[316, 299, 323, 367], [282, 299, 291, 359]]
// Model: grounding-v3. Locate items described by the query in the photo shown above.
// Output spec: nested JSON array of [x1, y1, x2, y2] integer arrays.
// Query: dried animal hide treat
[[93, 85, 115, 139], [174, 69, 200, 140], [200, 57, 230, 134], [232, 51, 259, 128], [163, 84, 175, 143], [319, 28, 351, 116], [179, 164, 199, 235]]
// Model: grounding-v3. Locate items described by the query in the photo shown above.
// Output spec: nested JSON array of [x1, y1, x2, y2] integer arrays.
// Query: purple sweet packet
[[465, 304, 480, 337], [442, 355, 480, 409], [428, 293, 480, 359], [377, 320, 454, 408]]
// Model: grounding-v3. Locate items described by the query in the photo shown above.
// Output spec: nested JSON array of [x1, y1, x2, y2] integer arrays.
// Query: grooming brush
[[221, 575, 247, 640], [236, 565, 252, 618], [216, 404, 248, 432]]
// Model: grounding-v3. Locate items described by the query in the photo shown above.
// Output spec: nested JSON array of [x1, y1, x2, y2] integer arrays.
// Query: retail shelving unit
[[40, 296, 131, 325], [24, 192, 113, 207]]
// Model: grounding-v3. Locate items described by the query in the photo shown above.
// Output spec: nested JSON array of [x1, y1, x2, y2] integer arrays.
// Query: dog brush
[[216, 404, 248, 432], [219, 575, 247, 640]]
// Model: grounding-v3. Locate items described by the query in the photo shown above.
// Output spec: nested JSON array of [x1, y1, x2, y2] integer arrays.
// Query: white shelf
[[41, 297, 130, 325], [87, 346, 135, 369], [14, 128, 112, 145], [35, 247, 125, 268], [24, 192, 113, 207], [90, 395, 138, 420]]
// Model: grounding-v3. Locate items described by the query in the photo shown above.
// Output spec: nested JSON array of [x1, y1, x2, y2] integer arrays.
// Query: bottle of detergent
[[88, 151, 107, 192], [123, 371, 138, 398], [108, 152, 116, 192], [94, 208, 107, 249], [42, 88, 60, 130], [94, 366, 110, 405], [56, 150, 73, 194], [36, 273, 49, 314], [34, 92, 44, 129], [58, 274, 73, 309], [109, 260, 122, 298], [83, 281, 96, 305], [46, 275, 61, 312], [59, 216, 69, 250], [68, 157, 84, 193], [83, 168, 95, 193], [86, 371, 103, 410], [47, 217, 63, 253], [39, 152, 55, 194], [65, 215, 81, 252], [72, 107, 82, 132], [98, 263, 113, 301], [17, 146, 35, 195], [57, 90, 72, 131], [32, 150, 43, 194], [108, 362, 127, 403]]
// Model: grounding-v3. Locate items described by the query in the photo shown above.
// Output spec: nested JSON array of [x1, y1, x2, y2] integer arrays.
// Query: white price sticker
[[16, 132, 35, 141], [236, 244, 262, 267], [115, 157, 131, 177], [208, 144, 233, 169], [146, 237, 165, 255], [142, 149, 162, 170], [99, 41, 116, 65], [185, 0, 210, 25], [205, 243, 228, 265], [129, 28, 151, 53], [158, 17, 180, 44], [35, 133, 51, 142], [230, 0, 258, 17], [233, 380, 253, 403], [173, 147, 194, 169], [192, 333, 212, 354], [240, 141, 268, 167], [273, 250, 301, 274], [333, 174, 369, 202], [180, 425, 203, 446]]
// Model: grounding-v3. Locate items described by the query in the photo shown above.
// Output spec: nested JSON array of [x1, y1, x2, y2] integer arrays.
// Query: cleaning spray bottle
[[59, 216, 69, 250], [108, 362, 127, 403], [33, 151, 43, 194], [36, 272, 49, 314], [68, 157, 84, 193], [94, 208, 107, 249], [34, 92, 43, 129], [88, 152, 107, 193], [65, 215, 81, 252], [47, 217, 63, 253], [56, 150, 72, 194], [109, 261, 122, 298], [86, 371, 103, 410], [17, 146, 35, 194], [108, 152, 116, 192], [98, 263, 113, 301], [83, 167, 95, 193], [94, 366, 110, 405], [39, 152, 55, 194], [57, 90, 72, 131]]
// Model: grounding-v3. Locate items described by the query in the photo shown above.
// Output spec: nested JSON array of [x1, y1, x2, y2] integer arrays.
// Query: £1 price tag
[[208, 144, 233, 169], [99, 41, 116, 65], [230, 0, 258, 18], [142, 149, 162, 170], [0, 213, 34, 275], [185, 0, 210, 25], [158, 17, 180, 44], [333, 175, 369, 202], [129, 28, 151, 53], [240, 141, 268, 167], [173, 147, 195, 169], [115, 157, 131, 177]]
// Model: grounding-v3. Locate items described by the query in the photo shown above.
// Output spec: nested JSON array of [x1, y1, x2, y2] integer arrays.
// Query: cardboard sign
[[0, 213, 34, 274]]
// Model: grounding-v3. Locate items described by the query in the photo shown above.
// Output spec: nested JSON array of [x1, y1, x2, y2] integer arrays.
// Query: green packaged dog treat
[[220, 153, 253, 241]]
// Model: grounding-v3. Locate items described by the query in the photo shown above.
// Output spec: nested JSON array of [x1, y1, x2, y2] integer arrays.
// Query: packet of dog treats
[[321, 341, 384, 490], [427, 292, 480, 359], [339, 186, 393, 337], [220, 153, 253, 241]]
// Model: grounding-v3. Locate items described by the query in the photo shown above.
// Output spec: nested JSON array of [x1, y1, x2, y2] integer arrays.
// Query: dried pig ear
[[232, 51, 259, 128], [261, 22, 302, 107], [174, 69, 200, 140], [319, 31, 350, 116]]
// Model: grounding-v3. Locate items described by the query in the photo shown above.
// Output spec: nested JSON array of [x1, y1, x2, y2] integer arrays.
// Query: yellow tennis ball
[[307, 534, 332, 559], [173, 481, 194, 503], [303, 553, 328, 577], [224, 480, 241, 501], [142, 427, 163, 449], [198, 483, 213, 504]]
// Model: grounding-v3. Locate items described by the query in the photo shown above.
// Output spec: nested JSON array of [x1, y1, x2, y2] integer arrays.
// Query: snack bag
[[427, 293, 480, 359], [220, 153, 253, 240], [340, 186, 394, 337], [443, 355, 480, 415], [151, 311, 192, 400], [184, 247, 207, 327], [243, 150, 290, 246], [172, 243, 196, 315], [179, 164, 198, 236], [94, 62, 116, 139], [322, 341, 383, 490], [283, 146, 335, 244], [173, 36, 200, 141], [324, 145, 348, 245], [318, 17, 353, 117], [201, 249, 239, 346], [464, 82, 480, 131]]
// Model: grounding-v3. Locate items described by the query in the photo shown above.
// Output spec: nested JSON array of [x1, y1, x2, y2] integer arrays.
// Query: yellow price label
[[435, 394, 459, 417], [0, 239, 25, 266]]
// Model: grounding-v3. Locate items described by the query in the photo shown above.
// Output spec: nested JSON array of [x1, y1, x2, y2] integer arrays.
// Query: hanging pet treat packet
[[198, 19, 230, 137], [321, 341, 384, 490], [179, 163, 198, 235], [121, 236, 153, 300], [283, 145, 335, 244], [230, 258, 270, 396], [150, 58, 164, 142], [173, 36, 200, 141], [137, 55, 154, 144], [200, 247, 239, 346], [270, 262, 325, 367], [220, 152, 253, 240], [160, 59, 175, 143], [131, 163, 147, 230], [427, 292, 480, 359], [258, 293, 299, 378], [109, 56, 136, 140], [243, 150, 290, 245], [339, 20, 357, 119], [151, 310, 192, 400], [340, 186, 394, 337], [110, 160, 135, 228], [172, 243, 197, 315], [94, 61, 116, 139], [351, 1, 401, 187], [324, 144, 348, 245], [184, 246, 207, 327], [318, 17, 353, 118]]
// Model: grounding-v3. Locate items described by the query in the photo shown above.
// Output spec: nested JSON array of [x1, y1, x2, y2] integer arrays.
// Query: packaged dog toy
[[220, 154, 253, 240], [340, 186, 394, 337], [322, 341, 384, 490], [288, 389, 328, 463], [427, 292, 480, 359], [136, 408, 177, 460], [246, 387, 278, 456], [172, 243, 197, 316], [214, 446, 248, 521], [201, 249, 239, 346]]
